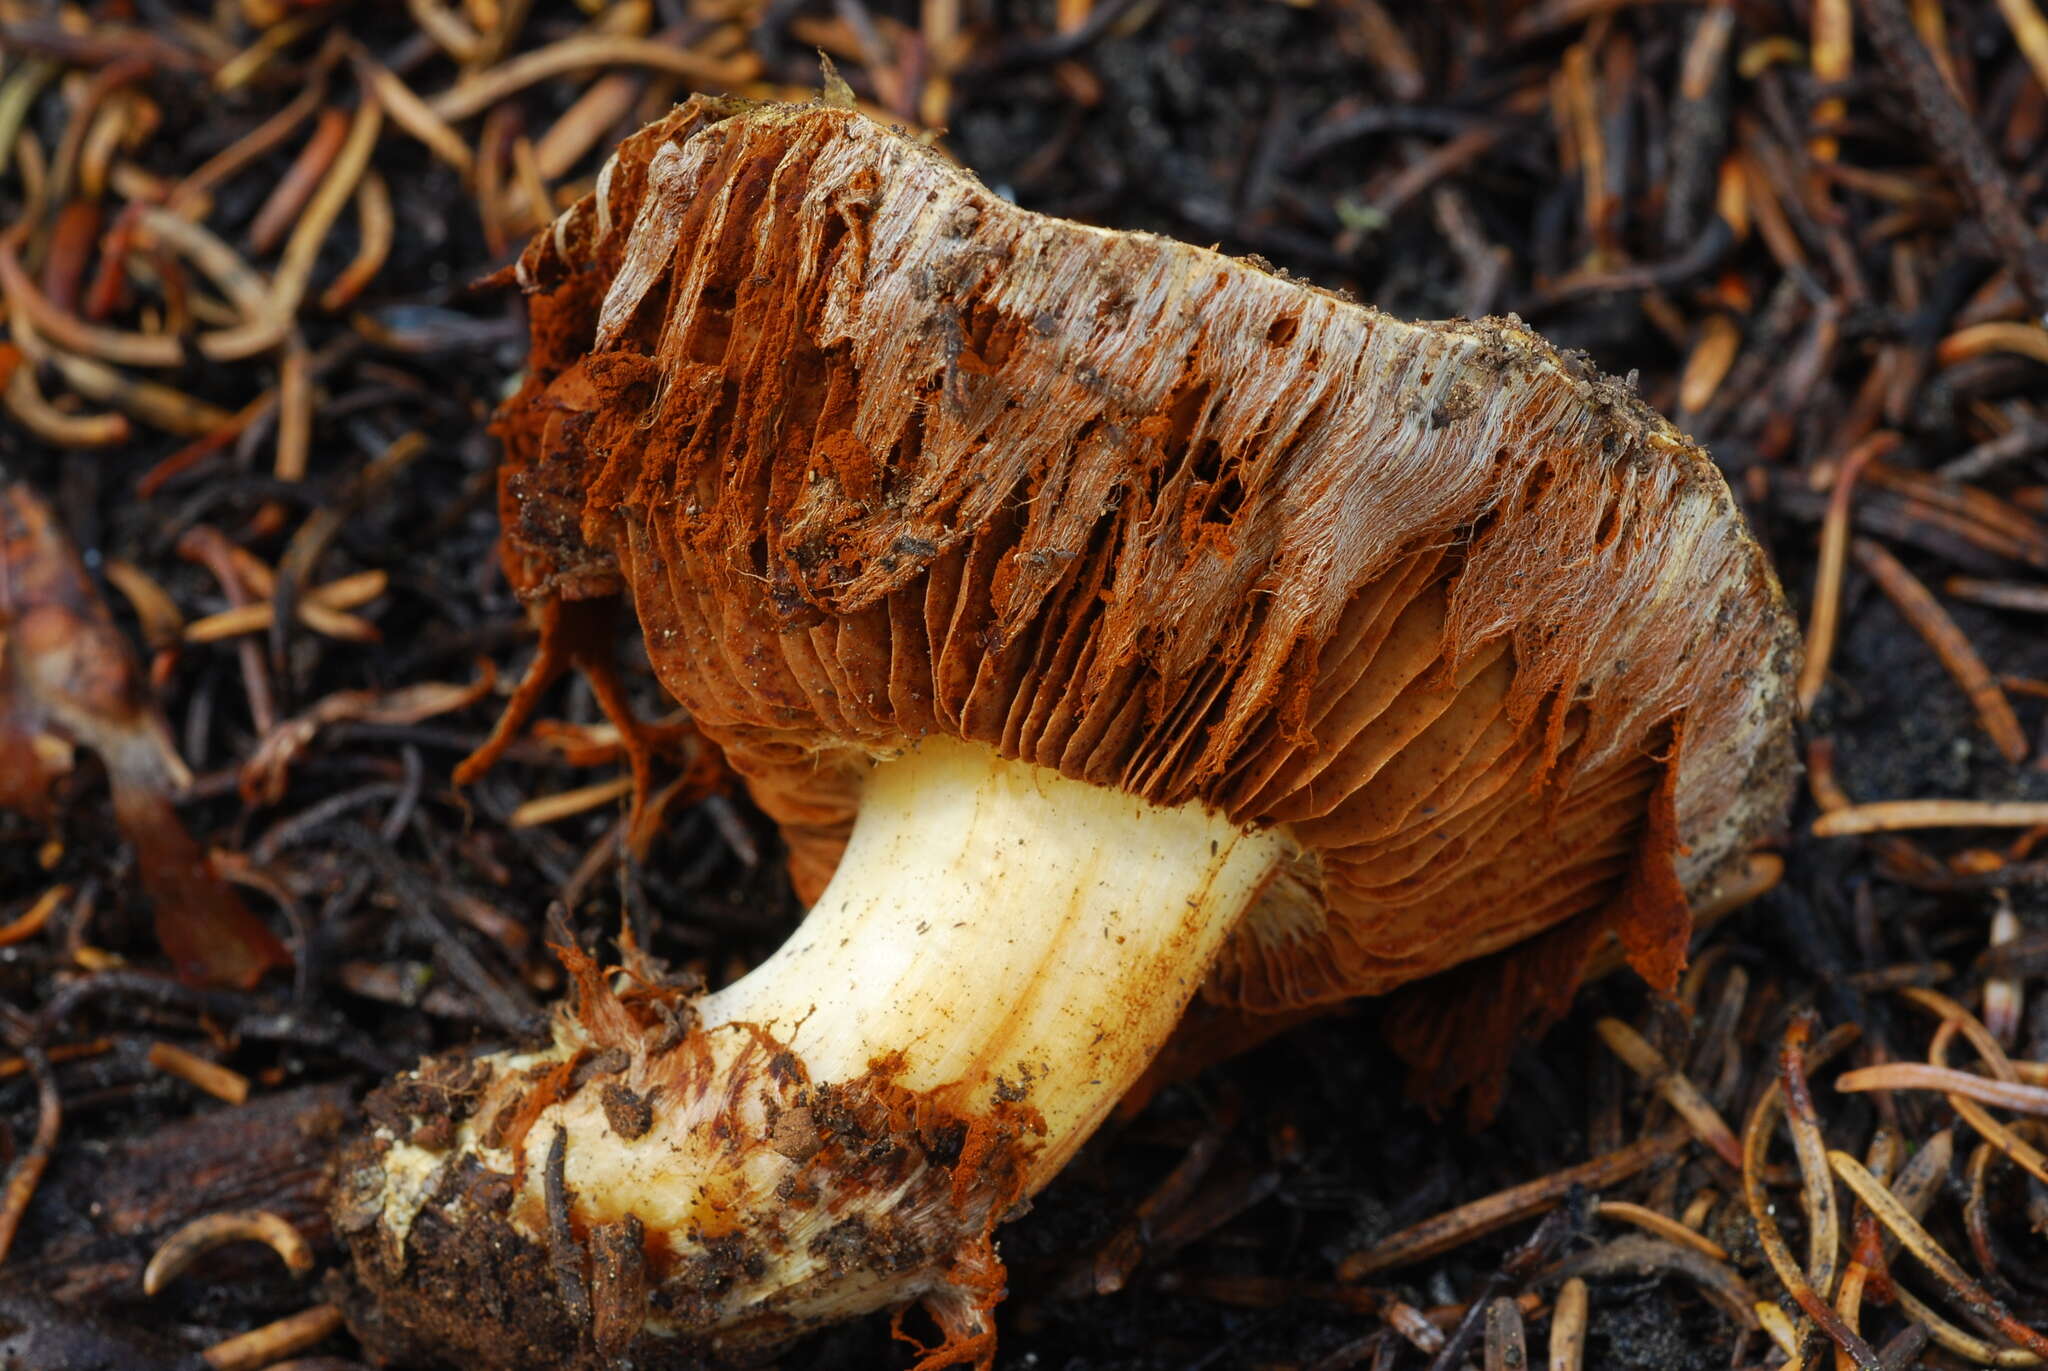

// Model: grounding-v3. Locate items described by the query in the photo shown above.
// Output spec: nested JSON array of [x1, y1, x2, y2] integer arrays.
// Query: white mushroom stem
[[540, 737, 1290, 1242], [350, 738, 1288, 1356], [705, 735, 1288, 1183]]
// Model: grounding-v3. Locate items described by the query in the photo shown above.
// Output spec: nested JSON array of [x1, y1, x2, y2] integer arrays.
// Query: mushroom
[[332, 99, 1798, 1370]]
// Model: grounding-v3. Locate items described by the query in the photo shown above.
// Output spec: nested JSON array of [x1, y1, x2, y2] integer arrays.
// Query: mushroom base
[[333, 740, 1286, 1368], [330, 1034, 1029, 1371]]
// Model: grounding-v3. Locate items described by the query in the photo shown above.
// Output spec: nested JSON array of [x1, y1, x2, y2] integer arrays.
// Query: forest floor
[[5, 2, 2048, 1369]]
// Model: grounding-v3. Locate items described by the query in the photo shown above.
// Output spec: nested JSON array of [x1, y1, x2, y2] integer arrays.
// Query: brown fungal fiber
[[334, 98, 1797, 1370]]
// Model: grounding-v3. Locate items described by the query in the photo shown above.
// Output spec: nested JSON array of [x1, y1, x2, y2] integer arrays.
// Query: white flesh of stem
[[703, 735, 1286, 1185], [368, 738, 1286, 1329]]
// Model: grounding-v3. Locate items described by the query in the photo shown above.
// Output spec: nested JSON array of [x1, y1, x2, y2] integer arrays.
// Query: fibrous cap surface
[[495, 98, 1799, 1104]]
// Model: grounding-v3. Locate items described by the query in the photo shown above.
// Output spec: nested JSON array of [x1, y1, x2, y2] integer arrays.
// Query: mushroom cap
[[496, 98, 1798, 1103]]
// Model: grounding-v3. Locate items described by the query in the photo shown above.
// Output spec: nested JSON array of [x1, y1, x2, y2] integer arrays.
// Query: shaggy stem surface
[[345, 740, 1286, 1365]]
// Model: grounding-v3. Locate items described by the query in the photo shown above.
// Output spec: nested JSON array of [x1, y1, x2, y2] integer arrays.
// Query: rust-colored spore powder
[[493, 97, 1797, 1108]]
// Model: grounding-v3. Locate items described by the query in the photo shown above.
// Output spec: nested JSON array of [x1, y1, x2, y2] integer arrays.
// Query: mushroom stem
[[704, 735, 1288, 1182], [338, 738, 1285, 1367]]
